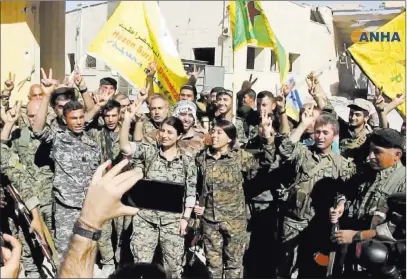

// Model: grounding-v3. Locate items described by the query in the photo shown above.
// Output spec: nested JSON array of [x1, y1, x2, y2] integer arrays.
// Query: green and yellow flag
[[230, 0, 289, 83], [348, 12, 405, 116]]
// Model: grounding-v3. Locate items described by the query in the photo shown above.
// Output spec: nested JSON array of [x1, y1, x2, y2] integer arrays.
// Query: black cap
[[370, 128, 405, 150], [210, 87, 226, 94], [100, 77, 117, 90], [50, 87, 76, 107]]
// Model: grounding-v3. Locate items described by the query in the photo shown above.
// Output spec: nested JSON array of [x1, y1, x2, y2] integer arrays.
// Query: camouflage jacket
[[10, 126, 54, 206], [279, 137, 357, 221], [1, 143, 40, 210], [196, 148, 261, 222], [88, 127, 121, 163], [126, 141, 197, 225], [34, 125, 101, 208], [177, 128, 207, 157], [348, 161, 405, 226], [339, 122, 373, 165], [142, 119, 160, 136]]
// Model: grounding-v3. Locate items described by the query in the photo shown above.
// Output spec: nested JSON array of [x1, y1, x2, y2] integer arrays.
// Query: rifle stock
[[6, 185, 58, 275]]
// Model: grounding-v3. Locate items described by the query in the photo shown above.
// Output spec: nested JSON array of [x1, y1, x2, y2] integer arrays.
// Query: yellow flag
[[348, 12, 405, 116], [88, 1, 188, 105]]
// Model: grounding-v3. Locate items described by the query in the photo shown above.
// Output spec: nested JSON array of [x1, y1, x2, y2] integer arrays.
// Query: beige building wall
[[1, 1, 65, 104], [159, 1, 339, 97], [65, 3, 118, 92], [66, 1, 339, 97]]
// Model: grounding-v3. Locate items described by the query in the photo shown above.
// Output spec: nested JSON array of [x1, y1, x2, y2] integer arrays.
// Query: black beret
[[100, 77, 117, 89], [370, 128, 405, 150], [50, 87, 76, 107]]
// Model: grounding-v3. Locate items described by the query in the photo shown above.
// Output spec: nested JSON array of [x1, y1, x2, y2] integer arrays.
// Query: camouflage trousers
[[54, 202, 81, 261], [6, 213, 44, 278], [276, 217, 308, 278], [202, 218, 247, 278], [130, 214, 185, 278], [40, 203, 54, 235], [99, 216, 132, 265]]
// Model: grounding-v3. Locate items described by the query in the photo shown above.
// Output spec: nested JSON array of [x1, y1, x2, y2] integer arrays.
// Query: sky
[[65, 1, 383, 12]]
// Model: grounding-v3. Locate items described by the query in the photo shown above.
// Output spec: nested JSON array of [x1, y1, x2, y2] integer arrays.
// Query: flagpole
[[220, 0, 226, 67]]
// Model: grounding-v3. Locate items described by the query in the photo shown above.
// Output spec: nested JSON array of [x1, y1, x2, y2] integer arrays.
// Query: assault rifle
[[7, 185, 58, 277], [314, 193, 341, 278]]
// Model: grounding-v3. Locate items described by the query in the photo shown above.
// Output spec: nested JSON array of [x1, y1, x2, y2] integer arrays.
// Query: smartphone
[[121, 179, 185, 213]]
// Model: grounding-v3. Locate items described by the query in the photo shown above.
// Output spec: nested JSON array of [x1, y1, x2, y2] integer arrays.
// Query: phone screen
[[121, 179, 185, 213]]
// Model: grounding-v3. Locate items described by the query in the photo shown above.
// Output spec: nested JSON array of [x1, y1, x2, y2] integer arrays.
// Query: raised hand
[[5, 101, 22, 123], [4, 72, 15, 91], [301, 105, 315, 126], [95, 88, 114, 106], [276, 91, 286, 112], [146, 61, 157, 79], [40, 68, 58, 96], [305, 71, 321, 97], [136, 86, 149, 104], [74, 68, 87, 91], [190, 64, 202, 80], [241, 74, 258, 90], [373, 93, 386, 111], [259, 110, 273, 138]]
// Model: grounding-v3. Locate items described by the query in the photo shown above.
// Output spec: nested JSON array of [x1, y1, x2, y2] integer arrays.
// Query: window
[[193, 48, 215, 65], [246, 47, 255, 70], [270, 50, 277, 72], [289, 53, 300, 73], [85, 55, 96, 68], [246, 47, 264, 71], [67, 53, 75, 73]]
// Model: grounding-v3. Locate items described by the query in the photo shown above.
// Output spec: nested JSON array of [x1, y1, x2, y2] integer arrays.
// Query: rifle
[[188, 152, 207, 266], [7, 184, 58, 277], [314, 193, 341, 278]]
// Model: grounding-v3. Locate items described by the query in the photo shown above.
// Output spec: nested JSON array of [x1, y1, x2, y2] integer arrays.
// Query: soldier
[[8, 99, 54, 233], [246, 90, 277, 141], [193, 119, 273, 278], [48, 87, 76, 130], [331, 128, 405, 244], [277, 111, 356, 278], [120, 115, 197, 279], [1, 105, 46, 278], [32, 69, 101, 259], [143, 94, 169, 135], [212, 90, 247, 147], [172, 100, 207, 156]]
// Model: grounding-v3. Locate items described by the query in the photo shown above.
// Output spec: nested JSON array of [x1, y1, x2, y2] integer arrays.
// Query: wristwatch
[[79, 87, 88, 94], [353, 231, 362, 242], [73, 221, 102, 241]]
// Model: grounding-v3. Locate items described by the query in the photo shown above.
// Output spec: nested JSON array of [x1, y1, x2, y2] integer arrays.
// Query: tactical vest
[[357, 163, 406, 222], [288, 152, 343, 221]]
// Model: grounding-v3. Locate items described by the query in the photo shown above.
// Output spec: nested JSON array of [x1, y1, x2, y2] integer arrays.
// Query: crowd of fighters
[[0, 63, 405, 278]]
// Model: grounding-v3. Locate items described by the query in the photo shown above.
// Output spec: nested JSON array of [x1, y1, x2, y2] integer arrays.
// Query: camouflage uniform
[[10, 126, 54, 233], [347, 161, 406, 230], [277, 137, 356, 277], [178, 128, 207, 156], [125, 141, 197, 278], [196, 148, 263, 278], [34, 125, 101, 259], [1, 143, 43, 278], [142, 118, 160, 135], [88, 127, 132, 266], [339, 123, 372, 165]]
